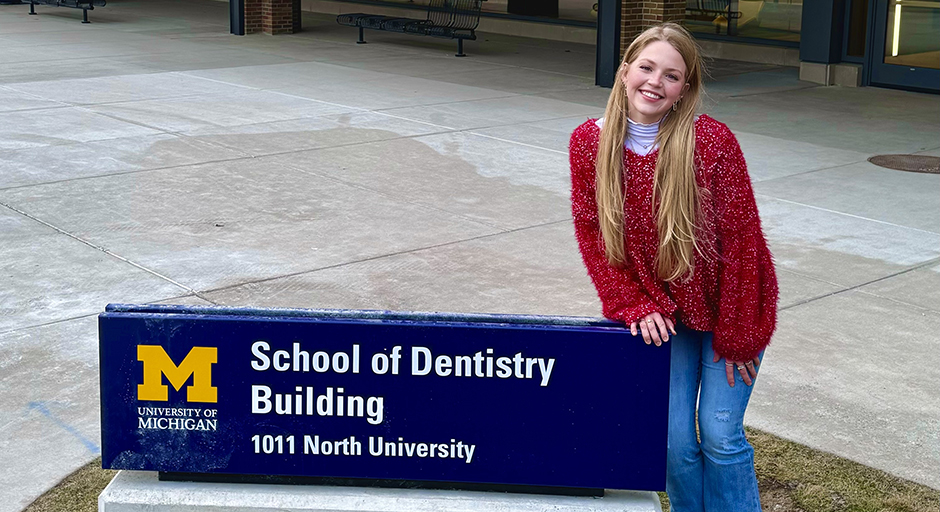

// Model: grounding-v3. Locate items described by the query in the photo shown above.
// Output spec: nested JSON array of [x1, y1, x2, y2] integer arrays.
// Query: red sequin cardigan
[[569, 115, 778, 361]]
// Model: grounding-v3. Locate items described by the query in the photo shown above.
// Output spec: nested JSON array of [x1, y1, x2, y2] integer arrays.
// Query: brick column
[[263, 0, 297, 35], [244, 0, 262, 34], [620, 1, 685, 52], [244, 0, 300, 35]]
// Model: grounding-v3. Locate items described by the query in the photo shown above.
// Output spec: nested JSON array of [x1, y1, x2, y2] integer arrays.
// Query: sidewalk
[[1, 1, 938, 510]]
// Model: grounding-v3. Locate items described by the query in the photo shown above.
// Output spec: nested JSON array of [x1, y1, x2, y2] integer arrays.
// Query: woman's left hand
[[713, 353, 760, 387]]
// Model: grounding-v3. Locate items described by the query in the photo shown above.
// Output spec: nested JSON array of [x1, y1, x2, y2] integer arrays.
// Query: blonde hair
[[596, 22, 706, 282]]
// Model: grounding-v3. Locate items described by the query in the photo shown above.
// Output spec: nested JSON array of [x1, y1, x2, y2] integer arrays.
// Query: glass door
[[869, 0, 940, 92]]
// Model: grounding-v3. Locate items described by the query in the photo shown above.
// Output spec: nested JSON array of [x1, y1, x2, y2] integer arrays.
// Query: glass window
[[484, 0, 598, 23], [883, 0, 940, 69], [684, 0, 802, 43], [353, 0, 599, 24]]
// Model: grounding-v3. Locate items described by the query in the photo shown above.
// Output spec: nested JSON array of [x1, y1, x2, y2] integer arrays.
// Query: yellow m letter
[[137, 346, 218, 403]]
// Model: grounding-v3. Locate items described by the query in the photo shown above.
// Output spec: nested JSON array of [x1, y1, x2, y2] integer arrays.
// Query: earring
[[672, 100, 679, 111]]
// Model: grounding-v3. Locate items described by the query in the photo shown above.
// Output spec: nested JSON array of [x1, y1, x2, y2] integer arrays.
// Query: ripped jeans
[[666, 323, 763, 512]]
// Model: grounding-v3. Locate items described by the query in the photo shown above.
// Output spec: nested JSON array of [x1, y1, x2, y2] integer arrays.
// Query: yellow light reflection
[[892, 0, 902, 57]]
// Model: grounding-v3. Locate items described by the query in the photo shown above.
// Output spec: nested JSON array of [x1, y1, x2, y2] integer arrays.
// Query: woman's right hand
[[630, 312, 676, 346]]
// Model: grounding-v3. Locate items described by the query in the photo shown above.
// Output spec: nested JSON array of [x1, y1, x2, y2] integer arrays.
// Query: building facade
[[227, 0, 939, 93]]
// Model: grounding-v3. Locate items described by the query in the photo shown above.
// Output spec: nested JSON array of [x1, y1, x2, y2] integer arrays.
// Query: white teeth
[[640, 90, 662, 99]]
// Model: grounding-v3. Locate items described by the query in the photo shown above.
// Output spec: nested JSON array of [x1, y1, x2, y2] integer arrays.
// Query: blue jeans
[[666, 323, 762, 512]]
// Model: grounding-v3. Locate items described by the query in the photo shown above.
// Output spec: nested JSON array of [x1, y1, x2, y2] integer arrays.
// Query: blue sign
[[99, 304, 670, 491]]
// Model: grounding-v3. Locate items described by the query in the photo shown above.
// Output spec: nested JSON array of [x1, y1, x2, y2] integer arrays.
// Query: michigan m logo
[[137, 346, 217, 403]]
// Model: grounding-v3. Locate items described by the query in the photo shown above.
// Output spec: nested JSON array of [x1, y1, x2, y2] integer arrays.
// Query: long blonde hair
[[596, 22, 705, 282]]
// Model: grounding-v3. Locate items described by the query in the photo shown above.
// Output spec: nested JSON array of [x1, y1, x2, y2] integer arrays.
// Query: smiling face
[[622, 40, 690, 125]]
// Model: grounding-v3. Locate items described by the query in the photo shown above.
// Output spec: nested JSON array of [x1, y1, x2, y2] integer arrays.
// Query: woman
[[569, 23, 778, 511]]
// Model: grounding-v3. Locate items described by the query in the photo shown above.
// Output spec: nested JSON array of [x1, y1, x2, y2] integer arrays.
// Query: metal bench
[[25, 0, 106, 23], [686, 0, 741, 33], [337, 0, 484, 57]]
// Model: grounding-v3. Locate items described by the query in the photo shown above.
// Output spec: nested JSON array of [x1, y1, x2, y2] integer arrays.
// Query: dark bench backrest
[[687, 0, 731, 13], [426, 0, 484, 30]]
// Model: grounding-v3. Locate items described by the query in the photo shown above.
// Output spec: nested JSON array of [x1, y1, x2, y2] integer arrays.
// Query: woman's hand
[[713, 353, 760, 387], [630, 312, 675, 347]]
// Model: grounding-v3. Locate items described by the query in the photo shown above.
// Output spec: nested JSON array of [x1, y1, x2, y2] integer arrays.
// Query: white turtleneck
[[625, 117, 660, 155], [594, 116, 662, 156]]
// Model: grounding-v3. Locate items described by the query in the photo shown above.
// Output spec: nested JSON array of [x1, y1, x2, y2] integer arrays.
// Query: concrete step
[[99, 471, 663, 512]]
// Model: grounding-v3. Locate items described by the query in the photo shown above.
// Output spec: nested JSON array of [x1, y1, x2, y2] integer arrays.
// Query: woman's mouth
[[639, 90, 663, 101]]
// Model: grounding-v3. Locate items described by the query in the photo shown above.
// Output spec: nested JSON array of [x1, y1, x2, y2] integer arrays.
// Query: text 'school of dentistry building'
[[227, 0, 937, 93]]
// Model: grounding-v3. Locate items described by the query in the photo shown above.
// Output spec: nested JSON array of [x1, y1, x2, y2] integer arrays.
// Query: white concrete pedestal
[[99, 471, 663, 512]]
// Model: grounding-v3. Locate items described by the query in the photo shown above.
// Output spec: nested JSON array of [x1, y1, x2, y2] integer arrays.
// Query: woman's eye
[[640, 65, 652, 71], [666, 74, 679, 81]]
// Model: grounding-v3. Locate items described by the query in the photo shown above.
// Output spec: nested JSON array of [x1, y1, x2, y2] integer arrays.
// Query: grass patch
[[23, 458, 115, 512], [748, 427, 937, 512], [25, 430, 940, 512], [658, 427, 938, 511]]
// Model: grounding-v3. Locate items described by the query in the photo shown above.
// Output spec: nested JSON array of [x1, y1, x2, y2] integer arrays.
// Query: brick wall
[[244, 0, 300, 35], [263, 0, 295, 35], [620, 0, 685, 53], [245, 0, 262, 34]]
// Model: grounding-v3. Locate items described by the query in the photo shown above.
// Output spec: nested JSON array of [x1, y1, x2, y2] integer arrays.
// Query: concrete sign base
[[98, 471, 663, 512]]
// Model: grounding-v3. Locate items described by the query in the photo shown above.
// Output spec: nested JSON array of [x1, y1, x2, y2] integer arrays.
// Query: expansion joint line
[[0, 201, 197, 296], [780, 257, 940, 311], [757, 195, 940, 236], [201, 218, 570, 297]]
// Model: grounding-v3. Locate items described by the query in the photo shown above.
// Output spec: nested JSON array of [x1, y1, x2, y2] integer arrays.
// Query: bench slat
[[686, 0, 742, 19], [28, 0, 106, 7], [427, 0, 483, 31], [336, 0, 483, 55]]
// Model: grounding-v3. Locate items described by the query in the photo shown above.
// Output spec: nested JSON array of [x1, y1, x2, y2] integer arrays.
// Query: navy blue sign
[[99, 304, 670, 491]]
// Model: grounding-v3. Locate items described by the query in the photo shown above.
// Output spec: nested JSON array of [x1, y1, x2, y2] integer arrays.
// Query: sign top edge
[[102, 303, 623, 329]]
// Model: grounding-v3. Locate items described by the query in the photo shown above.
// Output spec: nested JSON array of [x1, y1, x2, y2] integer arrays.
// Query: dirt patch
[[760, 478, 806, 512]]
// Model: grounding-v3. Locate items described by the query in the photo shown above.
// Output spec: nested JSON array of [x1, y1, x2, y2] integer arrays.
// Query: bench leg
[[357, 26, 367, 44], [455, 38, 465, 57], [82, 8, 89, 23], [28, 2, 36, 15]]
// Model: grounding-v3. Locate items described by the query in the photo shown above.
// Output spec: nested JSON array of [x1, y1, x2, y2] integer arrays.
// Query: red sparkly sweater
[[569, 115, 778, 361]]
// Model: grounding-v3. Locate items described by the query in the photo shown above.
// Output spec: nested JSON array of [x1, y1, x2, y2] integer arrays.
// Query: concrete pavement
[[1, 0, 938, 510]]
